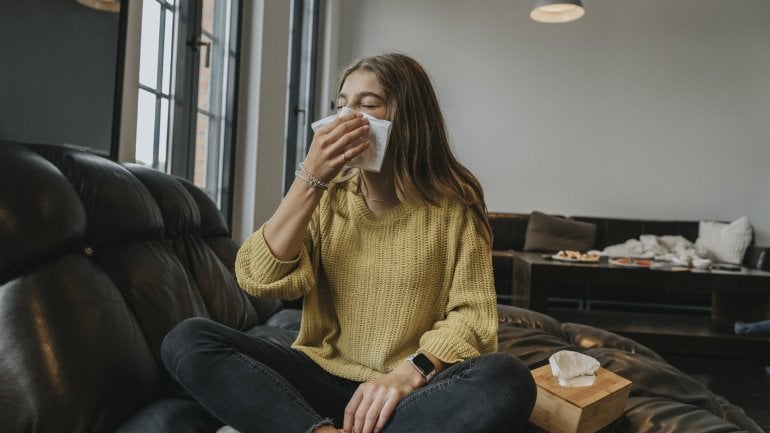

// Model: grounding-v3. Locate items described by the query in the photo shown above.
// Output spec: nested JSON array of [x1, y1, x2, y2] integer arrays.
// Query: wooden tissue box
[[529, 365, 632, 433]]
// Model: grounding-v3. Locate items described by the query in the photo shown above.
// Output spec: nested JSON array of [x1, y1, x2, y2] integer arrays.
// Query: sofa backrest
[[570, 216, 700, 250], [0, 141, 280, 433], [489, 211, 766, 269], [488, 212, 532, 251], [490, 212, 700, 251]]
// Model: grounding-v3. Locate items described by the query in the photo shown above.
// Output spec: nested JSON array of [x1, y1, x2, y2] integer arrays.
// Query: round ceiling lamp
[[531, 0, 585, 24], [76, 0, 120, 13]]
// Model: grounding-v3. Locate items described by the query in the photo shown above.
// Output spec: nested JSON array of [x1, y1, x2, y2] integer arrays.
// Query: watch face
[[412, 353, 435, 374]]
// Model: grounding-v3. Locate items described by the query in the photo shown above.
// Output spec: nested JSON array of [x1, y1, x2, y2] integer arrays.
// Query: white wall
[[334, 0, 770, 245]]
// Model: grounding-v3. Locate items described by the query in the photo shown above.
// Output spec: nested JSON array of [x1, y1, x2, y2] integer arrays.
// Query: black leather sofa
[[489, 211, 769, 268], [0, 140, 763, 432]]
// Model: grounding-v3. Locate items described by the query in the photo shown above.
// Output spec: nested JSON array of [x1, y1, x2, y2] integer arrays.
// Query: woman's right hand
[[260, 113, 370, 261], [303, 112, 371, 182]]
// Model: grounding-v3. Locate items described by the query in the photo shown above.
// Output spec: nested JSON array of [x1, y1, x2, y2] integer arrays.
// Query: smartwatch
[[406, 352, 436, 382]]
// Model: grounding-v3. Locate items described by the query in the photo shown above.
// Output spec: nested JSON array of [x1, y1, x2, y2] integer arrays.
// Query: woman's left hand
[[342, 362, 424, 433]]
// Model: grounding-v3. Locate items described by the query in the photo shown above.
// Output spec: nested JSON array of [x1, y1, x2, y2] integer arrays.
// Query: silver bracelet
[[295, 163, 329, 190]]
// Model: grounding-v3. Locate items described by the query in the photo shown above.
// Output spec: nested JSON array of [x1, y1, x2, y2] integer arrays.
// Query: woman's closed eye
[[336, 104, 380, 111]]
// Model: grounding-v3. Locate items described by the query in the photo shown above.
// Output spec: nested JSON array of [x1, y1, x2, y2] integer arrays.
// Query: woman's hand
[[304, 112, 371, 182], [259, 113, 369, 261], [342, 362, 424, 433]]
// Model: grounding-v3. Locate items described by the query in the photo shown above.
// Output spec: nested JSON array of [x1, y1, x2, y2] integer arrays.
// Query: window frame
[[135, 0, 243, 226], [285, 0, 321, 194]]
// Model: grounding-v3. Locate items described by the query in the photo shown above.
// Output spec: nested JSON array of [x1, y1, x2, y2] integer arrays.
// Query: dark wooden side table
[[510, 252, 770, 359]]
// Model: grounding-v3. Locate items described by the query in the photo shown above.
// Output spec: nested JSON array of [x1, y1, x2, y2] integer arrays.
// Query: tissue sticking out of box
[[310, 106, 392, 173], [549, 350, 600, 387]]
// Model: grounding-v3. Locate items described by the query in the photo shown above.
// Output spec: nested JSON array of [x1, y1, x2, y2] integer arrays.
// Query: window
[[285, 0, 321, 193], [136, 0, 241, 223], [136, 0, 174, 172]]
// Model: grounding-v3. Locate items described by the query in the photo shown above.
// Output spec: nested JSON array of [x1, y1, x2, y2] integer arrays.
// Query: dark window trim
[[110, 0, 130, 161], [170, 0, 202, 180], [284, 0, 320, 194], [221, 0, 244, 228]]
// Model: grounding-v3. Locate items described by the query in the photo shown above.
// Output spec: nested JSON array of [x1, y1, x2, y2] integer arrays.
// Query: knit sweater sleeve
[[234, 213, 319, 301], [419, 209, 498, 363]]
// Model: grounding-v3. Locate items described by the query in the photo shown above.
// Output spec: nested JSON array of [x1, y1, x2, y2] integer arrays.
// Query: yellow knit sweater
[[235, 178, 498, 382]]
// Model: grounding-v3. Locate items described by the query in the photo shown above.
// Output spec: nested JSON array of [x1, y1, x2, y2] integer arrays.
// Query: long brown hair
[[331, 52, 491, 244]]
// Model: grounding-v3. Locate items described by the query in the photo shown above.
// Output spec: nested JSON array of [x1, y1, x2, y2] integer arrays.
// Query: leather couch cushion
[[0, 143, 86, 283], [496, 305, 763, 433], [523, 211, 597, 252], [572, 216, 700, 250], [124, 164, 201, 239], [489, 212, 530, 251], [0, 141, 277, 433], [0, 255, 161, 433], [28, 144, 166, 249], [113, 398, 220, 433]]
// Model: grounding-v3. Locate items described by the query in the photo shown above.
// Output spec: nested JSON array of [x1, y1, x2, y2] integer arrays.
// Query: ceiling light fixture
[[76, 0, 120, 13], [531, 0, 585, 24]]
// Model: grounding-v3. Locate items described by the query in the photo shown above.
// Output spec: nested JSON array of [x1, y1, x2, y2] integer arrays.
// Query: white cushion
[[695, 216, 753, 265]]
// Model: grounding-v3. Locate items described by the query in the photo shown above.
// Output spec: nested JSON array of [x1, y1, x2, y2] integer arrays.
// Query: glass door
[[285, 0, 321, 193], [192, 0, 240, 219], [136, 0, 175, 172], [136, 0, 241, 223]]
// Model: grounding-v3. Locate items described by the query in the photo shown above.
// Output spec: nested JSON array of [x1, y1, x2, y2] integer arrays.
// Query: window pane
[[135, 89, 157, 166], [162, 9, 175, 95], [202, 0, 214, 35], [135, 0, 238, 221], [194, 113, 210, 189], [139, 1, 161, 89], [197, 33, 213, 111], [158, 97, 170, 170]]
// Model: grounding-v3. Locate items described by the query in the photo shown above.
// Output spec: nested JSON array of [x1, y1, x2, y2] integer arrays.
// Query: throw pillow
[[694, 216, 753, 265], [523, 211, 597, 252]]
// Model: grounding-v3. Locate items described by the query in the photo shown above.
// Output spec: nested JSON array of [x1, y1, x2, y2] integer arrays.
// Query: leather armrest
[[743, 245, 769, 271], [492, 250, 515, 302]]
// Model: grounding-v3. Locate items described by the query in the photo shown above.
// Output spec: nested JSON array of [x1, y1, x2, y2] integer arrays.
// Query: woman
[[161, 52, 536, 433]]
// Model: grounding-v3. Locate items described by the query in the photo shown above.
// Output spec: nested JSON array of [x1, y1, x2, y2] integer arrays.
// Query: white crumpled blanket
[[597, 235, 713, 269]]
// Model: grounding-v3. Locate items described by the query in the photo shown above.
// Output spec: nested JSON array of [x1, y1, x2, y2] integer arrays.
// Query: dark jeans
[[160, 317, 536, 433]]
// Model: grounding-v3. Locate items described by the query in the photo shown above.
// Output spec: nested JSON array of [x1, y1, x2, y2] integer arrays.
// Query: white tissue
[[310, 106, 392, 173], [548, 350, 600, 387], [691, 257, 712, 270]]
